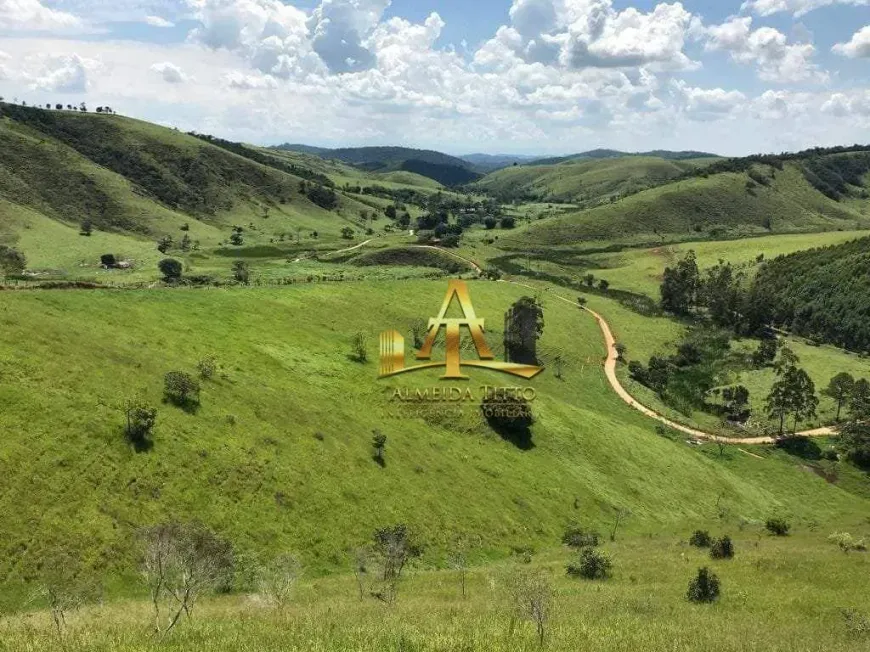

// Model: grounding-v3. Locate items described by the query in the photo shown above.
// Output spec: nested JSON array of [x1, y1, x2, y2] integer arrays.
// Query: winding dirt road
[[496, 280, 837, 446]]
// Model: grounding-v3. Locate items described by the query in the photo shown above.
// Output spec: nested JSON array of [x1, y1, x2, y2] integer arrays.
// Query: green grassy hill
[[473, 156, 713, 205], [1, 280, 868, 608], [513, 161, 870, 247]]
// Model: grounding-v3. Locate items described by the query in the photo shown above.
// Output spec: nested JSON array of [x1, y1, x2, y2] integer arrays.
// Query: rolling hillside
[[1, 279, 868, 606], [273, 144, 482, 186], [513, 158, 870, 246], [472, 155, 715, 205], [529, 149, 720, 165]]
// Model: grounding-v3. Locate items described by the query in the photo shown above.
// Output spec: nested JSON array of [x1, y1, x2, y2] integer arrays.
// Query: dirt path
[[494, 277, 837, 446]]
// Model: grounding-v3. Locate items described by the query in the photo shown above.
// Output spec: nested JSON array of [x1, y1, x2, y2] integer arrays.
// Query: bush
[[197, 355, 218, 380], [124, 400, 157, 449], [100, 254, 117, 268], [350, 332, 368, 362], [562, 526, 600, 549], [689, 530, 712, 548], [628, 360, 648, 385], [566, 547, 612, 580], [232, 260, 250, 284], [710, 535, 735, 559], [0, 245, 26, 276], [158, 258, 183, 281], [765, 518, 791, 537], [164, 371, 201, 409], [687, 567, 720, 603], [828, 532, 868, 553]]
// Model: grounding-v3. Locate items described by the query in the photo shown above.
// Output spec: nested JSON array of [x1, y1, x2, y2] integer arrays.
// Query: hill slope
[[272, 144, 482, 185], [1, 280, 867, 600], [514, 158, 870, 246], [529, 148, 720, 165], [473, 155, 714, 205]]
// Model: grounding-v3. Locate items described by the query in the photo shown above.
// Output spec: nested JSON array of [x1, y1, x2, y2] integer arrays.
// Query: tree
[[232, 261, 250, 284], [838, 422, 870, 469], [257, 554, 302, 608], [55, 103, 63, 110], [0, 245, 26, 277], [661, 251, 700, 315], [341, 227, 355, 240], [180, 233, 191, 252], [752, 338, 779, 368], [229, 231, 244, 246], [710, 535, 734, 559], [483, 217, 497, 230], [687, 567, 720, 603], [157, 235, 173, 253], [385, 205, 397, 220], [765, 518, 790, 536], [766, 366, 818, 434], [504, 296, 544, 365], [507, 567, 553, 647], [307, 185, 338, 210], [100, 253, 117, 268], [368, 525, 421, 604], [124, 399, 157, 449], [140, 522, 233, 636], [500, 216, 516, 229], [774, 346, 800, 375], [598, 279, 610, 292], [824, 373, 856, 422], [371, 430, 387, 466], [722, 385, 750, 422], [850, 378, 870, 421], [163, 371, 201, 410], [158, 258, 183, 281], [701, 261, 744, 329], [614, 342, 627, 362], [583, 273, 595, 288], [80, 220, 93, 236], [447, 545, 469, 599], [197, 355, 218, 380]]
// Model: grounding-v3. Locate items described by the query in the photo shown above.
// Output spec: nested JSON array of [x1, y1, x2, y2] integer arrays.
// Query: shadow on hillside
[[775, 436, 822, 461]]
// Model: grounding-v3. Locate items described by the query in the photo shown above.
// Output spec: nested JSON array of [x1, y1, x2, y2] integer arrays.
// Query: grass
[[514, 163, 870, 247], [580, 230, 870, 298], [472, 156, 712, 205], [1, 280, 868, 611], [2, 529, 869, 651]]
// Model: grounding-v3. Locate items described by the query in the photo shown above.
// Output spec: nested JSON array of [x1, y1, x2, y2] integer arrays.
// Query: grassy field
[[1, 280, 868, 613], [2, 529, 869, 651], [472, 156, 713, 205], [581, 230, 870, 298], [513, 163, 870, 247]]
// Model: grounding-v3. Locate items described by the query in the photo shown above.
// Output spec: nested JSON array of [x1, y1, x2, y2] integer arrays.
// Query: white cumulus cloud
[[144, 15, 174, 27], [0, 0, 84, 31], [26, 53, 96, 92], [151, 61, 190, 83], [702, 16, 826, 83], [741, 0, 869, 17], [833, 26, 870, 58]]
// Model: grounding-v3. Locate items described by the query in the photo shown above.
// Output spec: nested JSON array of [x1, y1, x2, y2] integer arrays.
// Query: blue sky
[[1, 0, 869, 155]]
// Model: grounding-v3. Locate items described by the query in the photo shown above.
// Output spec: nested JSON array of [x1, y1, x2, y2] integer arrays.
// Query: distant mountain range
[[528, 149, 721, 166], [272, 144, 482, 186]]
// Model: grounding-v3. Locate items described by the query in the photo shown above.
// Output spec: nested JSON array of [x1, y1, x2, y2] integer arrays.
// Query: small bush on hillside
[[0, 245, 26, 277], [842, 609, 870, 638], [689, 530, 712, 548], [350, 332, 368, 363], [232, 261, 250, 284], [829, 532, 868, 553], [507, 567, 553, 647], [164, 371, 201, 410], [766, 518, 791, 537], [566, 547, 612, 580], [562, 525, 600, 549], [258, 554, 302, 607], [158, 258, 183, 281], [371, 430, 387, 467], [124, 399, 157, 450], [100, 254, 117, 268], [710, 535, 735, 559], [687, 567, 720, 603], [197, 355, 218, 380]]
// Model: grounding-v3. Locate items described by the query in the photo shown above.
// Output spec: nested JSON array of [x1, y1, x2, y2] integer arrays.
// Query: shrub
[[124, 400, 157, 449], [197, 355, 218, 380], [710, 535, 735, 559], [158, 258, 183, 281], [689, 530, 712, 548], [258, 554, 302, 607], [566, 547, 612, 580], [350, 332, 368, 362], [100, 254, 117, 268], [562, 526, 600, 549], [164, 371, 201, 409], [0, 245, 26, 276], [828, 532, 868, 553], [232, 261, 250, 284], [765, 518, 791, 537], [687, 567, 720, 603]]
